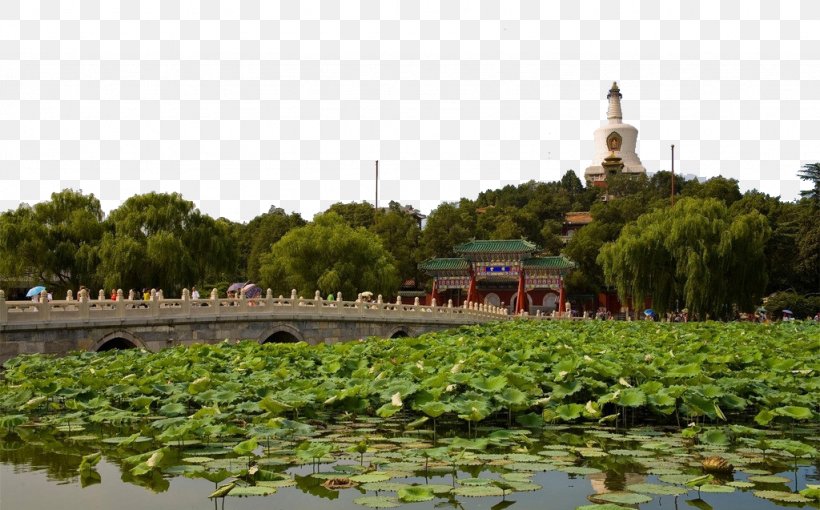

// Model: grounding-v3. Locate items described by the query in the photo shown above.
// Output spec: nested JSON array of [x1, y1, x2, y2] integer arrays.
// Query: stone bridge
[[0, 289, 510, 363]]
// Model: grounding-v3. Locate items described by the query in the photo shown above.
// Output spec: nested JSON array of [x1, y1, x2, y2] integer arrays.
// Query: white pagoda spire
[[606, 81, 622, 122], [584, 81, 646, 184]]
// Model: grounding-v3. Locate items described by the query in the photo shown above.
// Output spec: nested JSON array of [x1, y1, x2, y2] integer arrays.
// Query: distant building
[[418, 239, 574, 314], [584, 82, 646, 188], [561, 211, 593, 243]]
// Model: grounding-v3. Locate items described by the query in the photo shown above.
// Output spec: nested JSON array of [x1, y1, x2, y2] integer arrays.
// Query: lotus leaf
[[626, 483, 688, 495], [697, 484, 734, 493], [360, 481, 410, 491], [451, 485, 506, 497], [595, 492, 653, 504], [228, 485, 277, 496], [353, 496, 401, 508], [753, 490, 812, 503], [748, 475, 790, 484], [397, 486, 434, 502], [350, 472, 393, 483]]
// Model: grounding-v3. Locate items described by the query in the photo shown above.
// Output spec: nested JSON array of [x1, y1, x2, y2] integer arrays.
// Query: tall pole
[[671, 145, 675, 206], [375, 160, 379, 210]]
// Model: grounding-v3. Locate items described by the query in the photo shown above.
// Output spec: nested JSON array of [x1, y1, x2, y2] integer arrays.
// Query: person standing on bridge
[[191, 286, 200, 300]]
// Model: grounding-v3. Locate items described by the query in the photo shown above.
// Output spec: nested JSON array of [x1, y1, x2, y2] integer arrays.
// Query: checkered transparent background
[[1, 0, 818, 221]]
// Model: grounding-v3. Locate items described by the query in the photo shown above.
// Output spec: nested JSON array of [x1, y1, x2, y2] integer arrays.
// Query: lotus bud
[[391, 392, 403, 407]]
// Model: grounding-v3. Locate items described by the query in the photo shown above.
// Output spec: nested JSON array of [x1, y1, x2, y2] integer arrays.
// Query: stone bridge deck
[[0, 290, 510, 362]]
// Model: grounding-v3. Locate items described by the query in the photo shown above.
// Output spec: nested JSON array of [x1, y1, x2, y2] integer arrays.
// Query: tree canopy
[[258, 212, 400, 299], [96, 192, 233, 295], [598, 197, 770, 319], [0, 189, 104, 293]]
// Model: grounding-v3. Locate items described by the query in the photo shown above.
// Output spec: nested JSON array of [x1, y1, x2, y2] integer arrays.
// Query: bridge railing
[[0, 289, 510, 325]]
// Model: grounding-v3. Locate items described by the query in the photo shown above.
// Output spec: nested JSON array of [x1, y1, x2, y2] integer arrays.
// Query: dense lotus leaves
[[1, 321, 818, 436]]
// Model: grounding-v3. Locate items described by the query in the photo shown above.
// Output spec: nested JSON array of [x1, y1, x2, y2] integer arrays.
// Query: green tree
[[371, 203, 422, 281], [326, 201, 377, 229], [564, 195, 654, 290], [598, 198, 770, 319], [797, 162, 820, 206], [258, 212, 400, 298], [418, 201, 477, 259], [0, 189, 104, 294], [243, 207, 306, 282], [682, 176, 742, 206], [97, 192, 233, 295]]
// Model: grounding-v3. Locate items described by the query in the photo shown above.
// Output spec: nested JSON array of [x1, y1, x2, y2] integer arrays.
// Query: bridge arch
[[259, 323, 305, 344], [92, 331, 147, 352], [386, 326, 413, 339]]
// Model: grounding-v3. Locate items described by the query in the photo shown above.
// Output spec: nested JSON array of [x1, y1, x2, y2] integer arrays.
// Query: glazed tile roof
[[418, 258, 470, 272], [454, 239, 538, 254], [522, 256, 575, 269]]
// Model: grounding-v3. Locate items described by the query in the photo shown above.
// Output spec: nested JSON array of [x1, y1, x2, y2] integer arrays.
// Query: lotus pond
[[0, 320, 818, 509]]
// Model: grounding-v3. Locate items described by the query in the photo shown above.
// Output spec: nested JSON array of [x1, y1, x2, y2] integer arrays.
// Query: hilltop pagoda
[[418, 239, 574, 314], [584, 82, 646, 187]]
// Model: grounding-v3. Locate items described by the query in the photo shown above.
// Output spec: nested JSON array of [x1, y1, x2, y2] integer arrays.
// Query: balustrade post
[[39, 291, 50, 320], [0, 290, 6, 324], [79, 294, 89, 319], [396, 296, 402, 305], [336, 292, 342, 302], [182, 288, 191, 315], [291, 289, 297, 308], [210, 288, 219, 315], [98, 289, 105, 301], [127, 289, 135, 301], [66, 290, 73, 301], [413, 297, 419, 306], [448, 299, 453, 308], [431, 298, 437, 308], [116, 289, 125, 317], [266, 288, 273, 307], [150, 289, 159, 317]]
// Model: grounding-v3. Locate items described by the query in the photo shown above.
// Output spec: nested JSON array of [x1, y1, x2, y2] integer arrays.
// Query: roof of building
[[418, 258, 471, 272], [564, 211, 593, 225], [454, 239, 538, 254], [522, 256, 576, 270]]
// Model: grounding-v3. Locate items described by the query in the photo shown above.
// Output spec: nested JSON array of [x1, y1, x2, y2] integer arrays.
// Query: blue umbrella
[[644, 309, 655, 316], [26, 286, 46, 298], [782, 309, 793, 315]]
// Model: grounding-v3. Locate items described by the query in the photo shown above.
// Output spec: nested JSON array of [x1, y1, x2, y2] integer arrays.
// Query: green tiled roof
[[522, 256, 575, 269], [454, 239, 538, 254], [418, 258, 470, 272]]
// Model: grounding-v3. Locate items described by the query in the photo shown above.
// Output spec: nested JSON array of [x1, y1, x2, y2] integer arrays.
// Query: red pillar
[[516, 269, 526, 314], [466, 269, 477, 304]]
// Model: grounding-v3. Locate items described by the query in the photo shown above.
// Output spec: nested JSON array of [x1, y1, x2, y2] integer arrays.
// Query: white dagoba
[[584, 82, 646, 184]]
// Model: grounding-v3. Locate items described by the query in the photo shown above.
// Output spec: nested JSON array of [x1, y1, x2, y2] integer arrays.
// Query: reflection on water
[[1, 424, 817, 510]]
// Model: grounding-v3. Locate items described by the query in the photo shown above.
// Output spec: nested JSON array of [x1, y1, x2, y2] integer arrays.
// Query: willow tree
[[598, 198, 770, 319], [259, 212, 400, 299], [97, 192, 234, 295], [0, 189, 104, 293]]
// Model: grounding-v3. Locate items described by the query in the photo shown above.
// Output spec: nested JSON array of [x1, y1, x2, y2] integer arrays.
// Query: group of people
[[76, 286, 201, 301]]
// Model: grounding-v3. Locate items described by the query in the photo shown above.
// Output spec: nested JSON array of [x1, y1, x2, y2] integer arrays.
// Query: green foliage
[[598, 197, 770, 318], [97, 192, 234, 294], [0, 189, 104, 294], [258, 212, 400, 298], [797, 162, 820, 205]]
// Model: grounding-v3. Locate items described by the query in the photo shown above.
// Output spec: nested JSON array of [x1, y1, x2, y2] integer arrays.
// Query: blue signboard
[[485, 266, 512, 273]]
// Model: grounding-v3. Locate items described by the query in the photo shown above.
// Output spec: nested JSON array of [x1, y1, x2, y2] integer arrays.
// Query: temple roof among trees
[[454, 239, 538, 255]]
